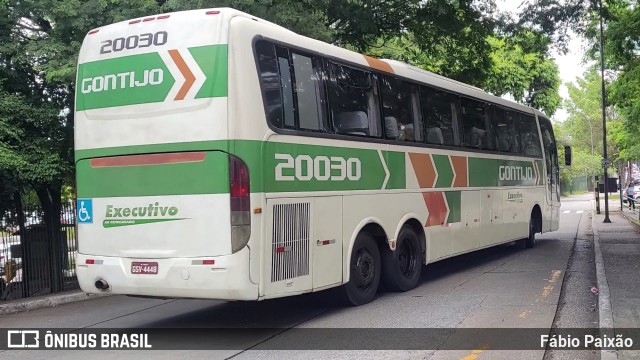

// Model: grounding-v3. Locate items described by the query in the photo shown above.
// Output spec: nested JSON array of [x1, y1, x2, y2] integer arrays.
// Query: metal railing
[[0, 204, 79, 301]]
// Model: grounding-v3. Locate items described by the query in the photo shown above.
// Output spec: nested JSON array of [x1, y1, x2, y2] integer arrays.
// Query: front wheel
[[518, 215, 537, 249], [339, 232, 381, 306]]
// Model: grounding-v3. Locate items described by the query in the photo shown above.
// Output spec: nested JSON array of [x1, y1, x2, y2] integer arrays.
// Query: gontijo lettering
[[81, 69, 164, 94], [499, 165, 533, 181]]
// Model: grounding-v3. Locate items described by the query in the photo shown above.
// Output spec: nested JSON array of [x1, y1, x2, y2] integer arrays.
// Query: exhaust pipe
[[95, 279, 110, 290]]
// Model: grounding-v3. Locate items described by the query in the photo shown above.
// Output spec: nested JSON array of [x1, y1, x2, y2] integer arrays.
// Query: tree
[[0, 0, 167, 292], [484, 31, 561, 116]]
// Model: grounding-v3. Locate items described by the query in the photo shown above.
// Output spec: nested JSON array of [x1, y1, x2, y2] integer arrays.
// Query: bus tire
[[518, 215, 537, 249], [381, 227, 421, 292], [340, 232, 380, 306]]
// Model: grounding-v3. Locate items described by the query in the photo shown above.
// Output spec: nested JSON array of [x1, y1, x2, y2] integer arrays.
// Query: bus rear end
[[74, 9, 258, 300]]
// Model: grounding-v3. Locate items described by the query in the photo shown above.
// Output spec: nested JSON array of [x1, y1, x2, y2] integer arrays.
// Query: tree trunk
[[36, 183, 63, 293], [13, 191, 29, 298]]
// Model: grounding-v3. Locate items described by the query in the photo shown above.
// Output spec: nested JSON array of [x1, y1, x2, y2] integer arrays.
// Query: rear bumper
[[75, 246, 258, 300]]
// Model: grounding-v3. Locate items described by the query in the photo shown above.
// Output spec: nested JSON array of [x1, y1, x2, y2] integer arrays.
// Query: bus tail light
[[229, 155, 250, 253]]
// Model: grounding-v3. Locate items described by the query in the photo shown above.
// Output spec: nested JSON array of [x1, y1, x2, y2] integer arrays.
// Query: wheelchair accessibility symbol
[[77, 199, 93, 224]]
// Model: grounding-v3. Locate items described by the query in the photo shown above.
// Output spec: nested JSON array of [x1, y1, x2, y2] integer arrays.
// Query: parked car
[[0, 232, 21, 277]]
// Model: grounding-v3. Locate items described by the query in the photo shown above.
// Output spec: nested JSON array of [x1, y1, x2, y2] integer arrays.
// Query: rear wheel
[[381, 227, 422, 292], [340, 232, 380, 306]]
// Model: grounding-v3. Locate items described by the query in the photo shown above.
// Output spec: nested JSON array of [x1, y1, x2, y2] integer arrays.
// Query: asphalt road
[[0, 195, 596, 360]]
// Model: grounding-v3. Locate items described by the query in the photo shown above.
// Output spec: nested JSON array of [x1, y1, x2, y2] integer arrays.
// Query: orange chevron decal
[[409, 153, 436, 188], [451, 156, 468, 187], [168, 49, 195, 100], [422, 192, 448, 227], [363, 55, 394, 74]]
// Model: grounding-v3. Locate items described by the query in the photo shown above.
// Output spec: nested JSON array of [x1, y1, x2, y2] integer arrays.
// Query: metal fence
[[0, 204, 79, 301], [561, 175, 597, 196]]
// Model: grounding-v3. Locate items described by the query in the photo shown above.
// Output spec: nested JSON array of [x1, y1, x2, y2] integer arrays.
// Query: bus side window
[[327, 62, 381, 138], [291, 53, 328, 132], [419, 86, 458, 146], [276, 49, 296, 129], [461, 97, 493, 150], [493, 107, 520, 153], [518, 114, 542, 156], [381, 76, 416, 141], [539, 116, 559, 199], [255, 41, 285, 128]]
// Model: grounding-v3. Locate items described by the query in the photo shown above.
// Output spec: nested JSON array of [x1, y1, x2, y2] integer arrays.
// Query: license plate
[[131, 262, 158, 275]]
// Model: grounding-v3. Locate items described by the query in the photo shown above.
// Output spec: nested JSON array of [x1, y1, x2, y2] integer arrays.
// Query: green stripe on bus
[[432, 155, 454, 188], [445, 191, 461, 223], [263, 142, 387, 192], [468, 158, 539, 187], [76, 52, 174, 111], [76, 151, 229, 198], [76, 140, 545, 198], [75, 45, 228, 111], [383, 151, 406, 190], [190, 45, 228, 98]]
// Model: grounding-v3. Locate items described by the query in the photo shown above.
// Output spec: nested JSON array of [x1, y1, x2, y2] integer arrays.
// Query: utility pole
[[600, 0, 611, 223]]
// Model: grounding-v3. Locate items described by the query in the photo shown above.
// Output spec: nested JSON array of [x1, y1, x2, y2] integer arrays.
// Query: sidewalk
[[592, 205, 640, 360], [0, 289, 107, 315]]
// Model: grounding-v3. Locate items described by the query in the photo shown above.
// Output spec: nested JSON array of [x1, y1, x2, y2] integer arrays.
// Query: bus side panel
[[450, 191, 481, 256], [480, 190, 502, 248], [502, 189, 528, 240]]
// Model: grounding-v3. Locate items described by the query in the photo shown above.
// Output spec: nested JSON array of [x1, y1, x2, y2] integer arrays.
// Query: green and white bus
[[75, 8, 568, 305]]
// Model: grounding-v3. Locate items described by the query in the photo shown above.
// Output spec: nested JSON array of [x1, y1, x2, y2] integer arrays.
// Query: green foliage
[[563, 68, 606, 155], [555, 121, 602, 185], [0, 90, 63, 183], [162, 0, 332, 42], [326, 0, 419, 50], [484, 31, 561, 115], [521, 0, 640, 166]]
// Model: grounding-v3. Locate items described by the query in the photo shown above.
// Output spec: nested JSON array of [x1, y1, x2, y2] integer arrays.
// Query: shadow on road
[[139, 238, 556, 329]]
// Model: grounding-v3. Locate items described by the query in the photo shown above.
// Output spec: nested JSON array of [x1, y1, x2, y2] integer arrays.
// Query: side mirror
[[564, 145, 572, 166]]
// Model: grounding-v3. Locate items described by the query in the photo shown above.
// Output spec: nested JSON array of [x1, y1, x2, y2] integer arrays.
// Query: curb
[[0, 292, 110, 315], [618, 209, 640, 227], [591, 211, 618, 360]]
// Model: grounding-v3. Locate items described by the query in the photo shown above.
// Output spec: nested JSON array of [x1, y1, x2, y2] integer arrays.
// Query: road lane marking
[[518, 310, 531, 319], [576, 210, 584, 214], [460, 344, 490, 360], [539, 270, 562, 300], [563, 210, 571, 213]]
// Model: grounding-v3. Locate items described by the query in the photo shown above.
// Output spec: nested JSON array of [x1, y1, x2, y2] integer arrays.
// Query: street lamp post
[[600, 0, 611, 223]]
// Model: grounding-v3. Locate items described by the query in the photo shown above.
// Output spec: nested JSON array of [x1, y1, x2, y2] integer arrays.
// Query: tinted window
[[518, 114, 542, 156], [277, 54, 295, 128], [255, 42, 284, 127], [493, 107, 520, 153], [327, 62, 381, 137], [381, 76, 416, 141], [539, 116, 559, 199], [461, 98, 493, 150], [256, 41, 327, 132], [291, 53, 327, 131], [419, 87, 458, 146]]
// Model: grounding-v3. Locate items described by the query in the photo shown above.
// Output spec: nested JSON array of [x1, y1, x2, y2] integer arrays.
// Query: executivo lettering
[[103, 202, 186, 228]]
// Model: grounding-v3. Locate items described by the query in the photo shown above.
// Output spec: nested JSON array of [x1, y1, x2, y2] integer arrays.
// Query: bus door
[[539, 117, 560, 231]]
